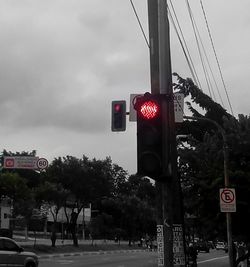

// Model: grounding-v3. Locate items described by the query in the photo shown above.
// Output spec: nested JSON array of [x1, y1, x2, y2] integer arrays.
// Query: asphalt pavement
[[15, 235, 230, 266]]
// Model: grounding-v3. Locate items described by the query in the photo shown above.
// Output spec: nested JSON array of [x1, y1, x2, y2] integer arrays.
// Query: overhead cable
[[129, 0, 150, 49], [186, 0, 214, 99], [168, 0, 202, 89], [200, 0, 234, 116], [187, 4, 222, 103]]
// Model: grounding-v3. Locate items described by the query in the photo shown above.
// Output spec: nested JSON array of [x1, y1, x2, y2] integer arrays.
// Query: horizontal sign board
[[3, 156, 48, 170]]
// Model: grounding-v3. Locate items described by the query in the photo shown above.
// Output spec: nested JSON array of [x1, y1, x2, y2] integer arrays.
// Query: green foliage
[[90, 213, 114, 240], [175, 74, 250, 241], [1, 150, 42, 187], [173, 73, 230, 123], [93, 175, 157, 241], [0, 151, 157, 243], [0, 172, 29, 200]]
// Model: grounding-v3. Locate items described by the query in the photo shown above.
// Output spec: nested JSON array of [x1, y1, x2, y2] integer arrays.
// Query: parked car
[[224, 243, 228, 253], [196, 240, 210, 253], [0, 236, 39, 267], [216, 241, 226, 250], [208, 240, 215, 249]]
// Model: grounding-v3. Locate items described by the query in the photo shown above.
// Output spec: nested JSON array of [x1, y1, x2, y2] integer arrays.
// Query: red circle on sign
[[5, 159, 14, 167], [37, 158, 48, 169], [220, 189, 235, 204]]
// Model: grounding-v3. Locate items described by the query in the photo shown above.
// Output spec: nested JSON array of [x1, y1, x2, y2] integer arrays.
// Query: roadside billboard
[[3, 156, 48, 170]]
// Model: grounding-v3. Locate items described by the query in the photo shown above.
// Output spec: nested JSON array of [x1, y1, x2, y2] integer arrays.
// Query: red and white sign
[[4, 158, 15, 168], [36, 158, 48, 169], [220, 188, 236, 212], [3, 156, 48, 170], [129, 93, 184, 123]]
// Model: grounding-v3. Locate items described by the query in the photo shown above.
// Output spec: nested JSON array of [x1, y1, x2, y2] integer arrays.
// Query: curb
[[38, 249, 155, 259]]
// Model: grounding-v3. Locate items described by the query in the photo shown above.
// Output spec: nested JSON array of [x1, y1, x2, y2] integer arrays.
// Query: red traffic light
[[139, 100, 159, 119], [111, 100, 126, 132], [114, 103, 122, 112], [135, 93, 163, 178]]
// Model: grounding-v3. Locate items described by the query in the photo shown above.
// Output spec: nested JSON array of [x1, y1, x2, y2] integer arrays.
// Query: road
[[40, 251, 157, 267], [39, 249, 229, 267], [197, 250, 229, 267]]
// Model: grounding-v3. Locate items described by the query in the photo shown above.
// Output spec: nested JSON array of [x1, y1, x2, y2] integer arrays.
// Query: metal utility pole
[[148, 1, 186, 266], [147, 0, 159, 95]]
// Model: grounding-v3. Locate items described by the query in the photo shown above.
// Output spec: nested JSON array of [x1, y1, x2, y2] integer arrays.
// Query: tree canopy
[[174, 73, 250, 241]]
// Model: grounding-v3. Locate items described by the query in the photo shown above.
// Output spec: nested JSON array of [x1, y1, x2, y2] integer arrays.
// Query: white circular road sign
[[37, 158, 48, 169]]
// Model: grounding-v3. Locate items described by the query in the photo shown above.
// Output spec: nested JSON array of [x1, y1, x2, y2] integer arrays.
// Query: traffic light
[[135, 93, 163, 178], [111, 100, 126, 131]]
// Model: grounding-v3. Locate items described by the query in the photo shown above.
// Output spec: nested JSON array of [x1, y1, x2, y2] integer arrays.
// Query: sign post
[[157, 225, 164, 266], [173, 224, 185, 265]]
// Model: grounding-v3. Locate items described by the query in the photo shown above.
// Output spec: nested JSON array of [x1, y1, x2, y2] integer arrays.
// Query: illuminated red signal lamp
[[139, 100, 159, 120], [114, 104, 121, 112]]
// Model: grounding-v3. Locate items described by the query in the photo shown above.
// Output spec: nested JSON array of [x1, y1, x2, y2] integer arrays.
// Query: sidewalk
[[14, 236, 153, 258], [38, 248, 153, 259], [14, 235, 126, 246]]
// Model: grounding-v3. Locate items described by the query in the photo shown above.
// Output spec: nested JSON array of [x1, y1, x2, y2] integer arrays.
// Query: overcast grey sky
[[0, 0, 249, 174]]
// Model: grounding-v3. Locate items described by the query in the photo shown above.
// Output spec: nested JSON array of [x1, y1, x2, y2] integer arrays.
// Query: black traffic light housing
[[111, 100, 126, 132], [135, 93, 164, 179]]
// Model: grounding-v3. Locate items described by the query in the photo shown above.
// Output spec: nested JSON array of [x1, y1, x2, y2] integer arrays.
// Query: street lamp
[[183, 116, 234, 267]]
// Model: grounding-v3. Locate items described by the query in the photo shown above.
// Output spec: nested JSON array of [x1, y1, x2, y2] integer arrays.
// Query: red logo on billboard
[[5, 158, 15, 168]]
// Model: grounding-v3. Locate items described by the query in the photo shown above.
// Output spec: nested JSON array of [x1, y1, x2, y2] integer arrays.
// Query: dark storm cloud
[[0, 1, 147, 135], [0, 0, 249, 174]]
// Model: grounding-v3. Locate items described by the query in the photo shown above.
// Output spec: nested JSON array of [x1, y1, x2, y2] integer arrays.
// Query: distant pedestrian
[[188, 243, 197, 267], [238, 242, 247, 267], [233, 242, 237, 267]]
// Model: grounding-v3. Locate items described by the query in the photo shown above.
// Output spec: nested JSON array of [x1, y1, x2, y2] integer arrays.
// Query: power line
[[168, 0, 202, 89], [129, 0, 150, 49], [186, 0, 214, 99], [129, 0, 229, 115], [168, 0, 226, 109], [200, 0, 234, 116], [197, 31, 225, 107], [187, 6, 220, 102]]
